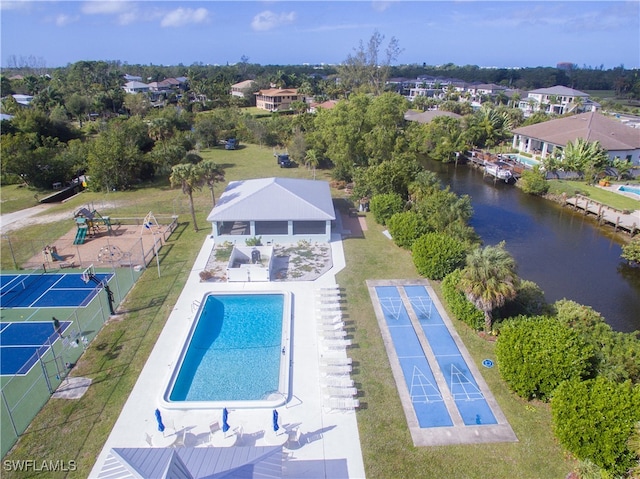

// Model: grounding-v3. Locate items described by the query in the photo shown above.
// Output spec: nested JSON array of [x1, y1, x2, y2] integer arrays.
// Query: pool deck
[[367, 279, 517, 447], [89, 233, 366, 478]]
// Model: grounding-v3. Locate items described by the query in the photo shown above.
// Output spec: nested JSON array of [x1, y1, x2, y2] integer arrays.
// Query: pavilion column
[[288, 221, 294, 236], [250, 221, 256, 236]]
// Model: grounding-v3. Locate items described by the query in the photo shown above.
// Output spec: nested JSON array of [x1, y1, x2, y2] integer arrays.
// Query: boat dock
[[467, 150, 526, 183], [564, 194, 639, 236]]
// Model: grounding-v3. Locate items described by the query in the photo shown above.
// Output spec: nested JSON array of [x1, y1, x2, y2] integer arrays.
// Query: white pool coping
[[89, 233, 366, 479]]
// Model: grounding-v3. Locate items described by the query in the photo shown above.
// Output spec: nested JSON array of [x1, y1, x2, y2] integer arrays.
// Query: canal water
[[425, 161, 640, 333]]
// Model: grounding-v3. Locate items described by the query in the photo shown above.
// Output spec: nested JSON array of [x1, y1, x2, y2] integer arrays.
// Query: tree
[[304, 148, 320, 180], [412, 232, 467, 280], [561, 138, 609, 183], [495, 316, 594, 400], [170, 163, 204, 232], [65, 93, 90, 127], [458, 242, 519, 332], [337, 30, 402, 96], [199, 159, 225, 207]]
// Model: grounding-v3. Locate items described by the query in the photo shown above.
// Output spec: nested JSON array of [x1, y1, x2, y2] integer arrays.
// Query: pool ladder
[[191, 299, 200, 313]]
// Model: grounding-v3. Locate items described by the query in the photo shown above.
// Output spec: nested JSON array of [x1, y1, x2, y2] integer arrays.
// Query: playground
[[12, 208, 176, 271]]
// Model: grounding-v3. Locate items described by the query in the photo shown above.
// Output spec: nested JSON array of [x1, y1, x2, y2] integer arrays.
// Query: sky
[[1, 1, 638, 70]]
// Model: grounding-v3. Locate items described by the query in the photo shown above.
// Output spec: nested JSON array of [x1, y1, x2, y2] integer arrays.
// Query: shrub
[[386, 211, 429, 249], [495, 316, 594, 401], [369, 193, 404, 225], [552, 377, 640, 474], [441, 269, 483, 330], [519, 166, 550, 195], [245, 236, 262, 246], [412, 232, 467, 280], [621, 238, 640, 265], [555, 299, 640, 383]]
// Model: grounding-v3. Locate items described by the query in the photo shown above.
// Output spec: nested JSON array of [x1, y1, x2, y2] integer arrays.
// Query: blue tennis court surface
[[0, 272, 112, 308], [0, 321, 71, 375], [369, 280, 517, 446]]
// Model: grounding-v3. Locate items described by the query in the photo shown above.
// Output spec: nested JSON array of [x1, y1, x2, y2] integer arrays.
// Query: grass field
[[0, 145, 576, 478], [547, 179, 640, 212]]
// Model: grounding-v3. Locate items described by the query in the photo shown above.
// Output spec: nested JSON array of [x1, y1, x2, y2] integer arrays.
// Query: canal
[[425, 161, 640, 333]]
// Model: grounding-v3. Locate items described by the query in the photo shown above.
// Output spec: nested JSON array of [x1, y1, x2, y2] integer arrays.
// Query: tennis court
[[0, 321, 73, 375], [0, 271, 113, 308]]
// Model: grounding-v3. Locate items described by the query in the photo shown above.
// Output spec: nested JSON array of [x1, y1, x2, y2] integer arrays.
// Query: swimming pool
[[162, 291, 291, 409], [618, 185, 640, 197], [503, 153, 539, 168]]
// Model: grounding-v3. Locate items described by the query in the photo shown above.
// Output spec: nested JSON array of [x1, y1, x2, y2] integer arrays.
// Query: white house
[[518, 86, 598, 116], [230, 80, 257, 98], [207, 177, 336, 243], [123, 81, 150, 94], [511, 112, 640, 166]]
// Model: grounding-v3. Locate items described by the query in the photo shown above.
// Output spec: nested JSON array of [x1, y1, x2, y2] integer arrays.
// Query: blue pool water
[[503, 153, 539, 167], [375, 285, 497, 428], [168, 293, 286, 403], [618, 185, 640, 196]]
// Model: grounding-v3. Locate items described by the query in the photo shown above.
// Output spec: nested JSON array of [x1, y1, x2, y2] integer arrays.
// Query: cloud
[[160, 7, 210, 28], [371, 1, 397, 13], [0, 1, 32, 11], [55, 14, 80, 27], [251, 10, 296, 32], [81, 1, 133, 16], [81, 1, 141, 25]]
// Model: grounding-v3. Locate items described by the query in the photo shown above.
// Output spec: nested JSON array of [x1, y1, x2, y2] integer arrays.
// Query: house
[[255, 88, 300, 111], [230, 80, 257, 98], [308, 99, 339, 113], [511, 112, 640, 166], [518, 86, 598, 116], [123, 81, 150, 94], [207, 177, 336, 243]]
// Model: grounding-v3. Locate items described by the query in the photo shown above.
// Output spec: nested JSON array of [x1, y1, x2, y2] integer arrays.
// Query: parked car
[[276, 153, 293, 168], [225, 138, 238, 150]]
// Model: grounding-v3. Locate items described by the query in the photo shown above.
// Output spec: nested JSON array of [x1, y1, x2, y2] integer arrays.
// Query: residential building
[[518, 86, 598, 116], [123, 81, 150, 94], [230, 80, 257, 98], [255, 88, 300, 112], [511, 111, 640, 165]]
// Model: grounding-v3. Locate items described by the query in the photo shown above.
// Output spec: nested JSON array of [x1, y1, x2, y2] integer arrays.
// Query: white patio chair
[[317, 321, 345, 331], [319, 329, 347, 340], [323, 385, 358, 397], [322, 376, 354, 388], [320, 356, 352, 366], [286, 427, 303, 449], [323, 396, 360, 411], [172, 429, 186, 448], [319, 364, 352, 376], [209, 421, 220, 442], [144, 433, 153, 447]]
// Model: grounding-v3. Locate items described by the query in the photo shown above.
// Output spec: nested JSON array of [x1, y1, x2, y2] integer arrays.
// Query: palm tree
[[562, 138, 609, 183], [199, 159, 225, 207], [458, 242, 519, 333], [170, 163, 204, 232], [304, 149, 320, 180]]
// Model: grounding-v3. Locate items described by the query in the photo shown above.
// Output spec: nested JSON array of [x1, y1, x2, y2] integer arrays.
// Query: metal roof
[[207, 177, 335, 223], [97, 446, 284, 479]]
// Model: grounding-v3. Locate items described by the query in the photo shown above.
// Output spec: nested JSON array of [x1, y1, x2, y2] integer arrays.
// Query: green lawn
[[1, 152, 576, 478], [547, 180, 640, 212], [0, 184, 49, 215]]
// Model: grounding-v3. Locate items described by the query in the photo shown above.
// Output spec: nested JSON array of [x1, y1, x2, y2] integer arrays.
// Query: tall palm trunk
[[188, 191, 198, 232]]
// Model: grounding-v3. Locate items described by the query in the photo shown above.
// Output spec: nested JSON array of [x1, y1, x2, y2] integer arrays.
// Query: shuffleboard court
[[0, 272, 112, 309], [0, 321, 71, 375], [368, 280, 518, 446]]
